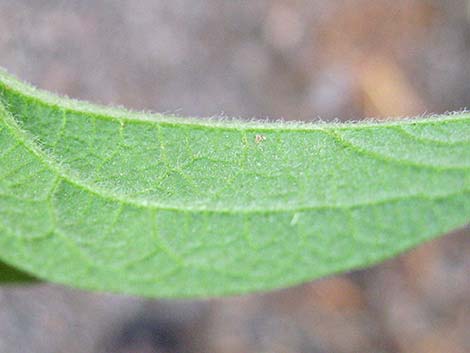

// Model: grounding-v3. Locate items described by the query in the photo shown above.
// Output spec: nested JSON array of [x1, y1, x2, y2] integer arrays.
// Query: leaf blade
[[0, 69, 468, 297]]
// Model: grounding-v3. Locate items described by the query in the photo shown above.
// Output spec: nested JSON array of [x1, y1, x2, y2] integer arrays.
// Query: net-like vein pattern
[[0, 69, 468, 297]]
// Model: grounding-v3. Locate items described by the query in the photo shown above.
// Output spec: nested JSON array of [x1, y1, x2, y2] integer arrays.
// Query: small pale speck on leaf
[[290, 213, 301, 226], [255, 134, 266, 144]]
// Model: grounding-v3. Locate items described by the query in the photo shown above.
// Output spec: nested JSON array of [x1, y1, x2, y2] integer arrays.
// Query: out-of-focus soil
[[0, 1, 469, 352]]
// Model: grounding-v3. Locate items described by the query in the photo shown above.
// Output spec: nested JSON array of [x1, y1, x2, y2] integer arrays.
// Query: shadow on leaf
[[0, 260, 38, 283]]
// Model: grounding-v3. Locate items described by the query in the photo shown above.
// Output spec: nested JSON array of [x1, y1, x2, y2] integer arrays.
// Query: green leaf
[[0, 68, 468, 297]]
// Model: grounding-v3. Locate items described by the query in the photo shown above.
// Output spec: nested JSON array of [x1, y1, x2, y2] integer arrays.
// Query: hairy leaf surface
[[0, 68, 468, 297]]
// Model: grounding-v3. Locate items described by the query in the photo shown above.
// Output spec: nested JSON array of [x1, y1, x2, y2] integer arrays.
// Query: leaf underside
[[0, 68, 468, 297]]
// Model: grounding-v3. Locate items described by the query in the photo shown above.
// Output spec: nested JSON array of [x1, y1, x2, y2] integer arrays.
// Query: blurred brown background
[[0, 1, 469, 352]]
